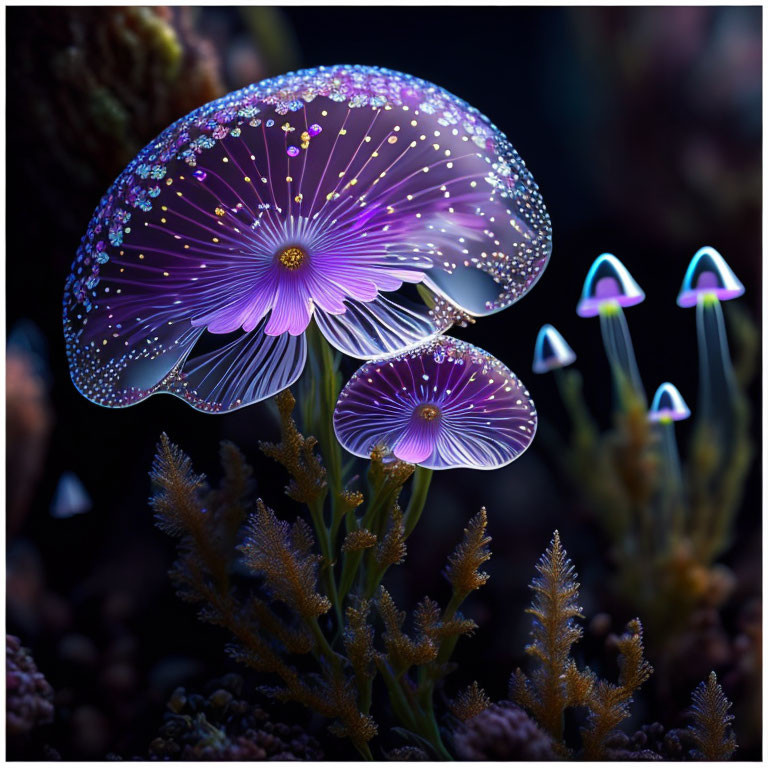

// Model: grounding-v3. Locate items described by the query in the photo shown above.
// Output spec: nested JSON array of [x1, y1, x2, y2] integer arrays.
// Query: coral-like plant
[[449, 681, 491, 722], [150, 381, 494, 759], [688, 671, 737, 761], [512, 532, 653, 758], [510, 531, 589, 741], [580, 619, 653, 759]]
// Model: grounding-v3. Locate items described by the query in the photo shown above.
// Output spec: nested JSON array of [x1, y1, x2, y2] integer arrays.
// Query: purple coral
[[63, 65, 551, 412], [452, 701, 557, 760], [6, 635, 54, 738], [333, 337, 536, 470]]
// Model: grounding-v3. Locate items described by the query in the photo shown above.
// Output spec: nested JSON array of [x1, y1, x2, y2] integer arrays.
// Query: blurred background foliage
[[6, 6, 760, 760]]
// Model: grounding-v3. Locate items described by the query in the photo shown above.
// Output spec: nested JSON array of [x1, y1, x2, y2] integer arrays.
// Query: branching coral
[[580, 619, 653, 759], [239, 500, 331, 619], [511, 530, 591, 741], [688, 672, 737, 760], [151, 382, 493, 760], [449, 681, 491, 722], [151, 414, 740, 762], [150, 432, 375, 756], [512, 532, 653, 758], [259, 390, 327, 506]]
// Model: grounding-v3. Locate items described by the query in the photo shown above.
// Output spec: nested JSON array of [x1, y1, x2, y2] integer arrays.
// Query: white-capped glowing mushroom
[[577, 253, 645, 407], [648, 382, 690, 533], [649, 382, 691, 424], [677, 246, 744, 450], [532, 324, 576, 374], [677, 246, 745, 308]]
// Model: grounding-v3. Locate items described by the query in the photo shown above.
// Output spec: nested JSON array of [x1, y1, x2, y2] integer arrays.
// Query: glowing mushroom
[[532, 324, 576, 373], [333, 336, 536, 471], [648, 382, 690, 532], [576, 253, 645, 405], [677, 247, 744, 447], [63, 65, 551, 413], [648, 382, 691, 424], [677, 246, 744, 308]]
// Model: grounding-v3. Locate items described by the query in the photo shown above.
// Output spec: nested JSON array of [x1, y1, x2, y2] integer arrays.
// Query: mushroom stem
[[598, 302, 646, 408], [403, 466, 433, 537], [695, 293, 737, 449], [655, 420, 686, 543]]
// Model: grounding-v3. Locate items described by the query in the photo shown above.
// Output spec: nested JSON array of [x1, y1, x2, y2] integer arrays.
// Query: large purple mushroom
[[63, 65, 551, 412], [332, 336, 537, 470]]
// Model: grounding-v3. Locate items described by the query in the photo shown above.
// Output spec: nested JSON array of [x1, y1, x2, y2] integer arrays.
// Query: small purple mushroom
[[63, 65, 551, 413], [332, 336, 536, 470]]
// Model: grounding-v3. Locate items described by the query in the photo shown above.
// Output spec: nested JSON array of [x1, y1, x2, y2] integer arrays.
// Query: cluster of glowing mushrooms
[[534, 245, 746, 451]]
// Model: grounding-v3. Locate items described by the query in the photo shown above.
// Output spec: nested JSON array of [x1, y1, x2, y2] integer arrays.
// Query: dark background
[[7, 6, 761, 760]]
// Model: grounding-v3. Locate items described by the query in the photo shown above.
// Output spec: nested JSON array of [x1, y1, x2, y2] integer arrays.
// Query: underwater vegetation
[[150, 408, 491, 759], [150, 422, 738, 759], [533, 247, 757, 719]]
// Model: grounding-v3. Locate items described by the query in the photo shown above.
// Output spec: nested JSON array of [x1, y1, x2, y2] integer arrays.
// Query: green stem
[[308, 496, 343, 631], [377, 659, 419, 732], [338, 472, 398, 604], [353, 741, 374, 761], [404, 466, 433, 537], [307, 615, 341, 671], [434, 590, 465, 666], [306, 323, 344, 497], [338, 550, 365, 604]]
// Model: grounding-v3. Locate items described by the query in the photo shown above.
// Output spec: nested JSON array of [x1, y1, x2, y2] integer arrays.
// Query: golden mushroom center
[[416, 404, 440, 421], [278, 245, 307, 270]]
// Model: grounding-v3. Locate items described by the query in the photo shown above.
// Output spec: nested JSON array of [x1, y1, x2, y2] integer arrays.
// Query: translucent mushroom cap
[[62, 65, 551, 413], [576, 253, 645, 318], [648, 382, 690, 422], [333, 336, 537, 470], [676, 246, 745, 308], [532, 324, 576, 373]]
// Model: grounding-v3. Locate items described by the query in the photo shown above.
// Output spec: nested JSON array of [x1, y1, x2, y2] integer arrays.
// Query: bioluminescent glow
[[532, 323, 576, 373], [677, 246, 745, 308], [333, 336, 536, 470], [63, 65, 551, 413], [649, 382, 690, 423], [576, 253, 645, 318], [577, 253, 645, 405]]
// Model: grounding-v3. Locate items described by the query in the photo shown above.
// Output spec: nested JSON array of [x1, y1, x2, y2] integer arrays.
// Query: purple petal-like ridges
[[333, 336, 537, 470]]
